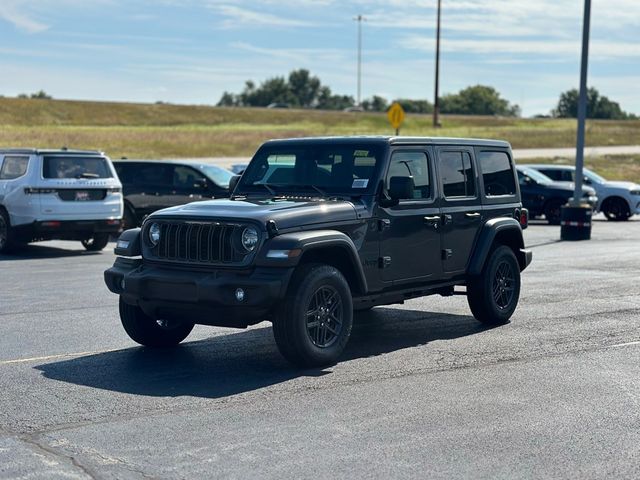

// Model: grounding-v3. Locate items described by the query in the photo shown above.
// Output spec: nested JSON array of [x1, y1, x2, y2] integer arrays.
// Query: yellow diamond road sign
[[387, 102, 405, 131]]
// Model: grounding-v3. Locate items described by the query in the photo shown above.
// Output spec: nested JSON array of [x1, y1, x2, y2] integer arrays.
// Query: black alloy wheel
[[306, 285, 344, 348], [492, 260, 516, 310]]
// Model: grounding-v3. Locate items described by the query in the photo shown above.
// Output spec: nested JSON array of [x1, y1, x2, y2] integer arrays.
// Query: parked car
[[521, 164, 640, 221], [516, 166, 597, 224], [0, 148, 122, 253], [113, 160, 234, 229], [106, 136, 532, 367], [230, 164, 248, 175]]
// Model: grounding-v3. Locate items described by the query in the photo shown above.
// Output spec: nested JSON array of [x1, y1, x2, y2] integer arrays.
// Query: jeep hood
[[150, 197, 360, 230]]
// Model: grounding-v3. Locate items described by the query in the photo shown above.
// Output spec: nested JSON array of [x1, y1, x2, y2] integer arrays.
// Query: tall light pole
[[433, 0, 442, 128], [572, 0, 591, 206], [354, 14, 366, 106]]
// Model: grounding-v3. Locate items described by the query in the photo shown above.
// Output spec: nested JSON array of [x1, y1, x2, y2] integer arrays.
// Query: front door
[[378, 149, 442, 284], [436, 147, 483, 275]]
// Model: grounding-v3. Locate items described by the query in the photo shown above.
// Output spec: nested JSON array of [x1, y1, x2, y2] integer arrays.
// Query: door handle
[[424, 215, 440, 228], [465, 212, 481, 219]]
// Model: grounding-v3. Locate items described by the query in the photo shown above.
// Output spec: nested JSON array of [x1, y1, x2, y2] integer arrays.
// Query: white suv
[[0, 149, 123, 253], [522, 164, 640, 221]]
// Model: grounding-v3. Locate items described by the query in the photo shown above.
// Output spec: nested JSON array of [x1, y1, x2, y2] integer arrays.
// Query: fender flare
[[467, 218, 530, 275], [255, 229, 368, 293]]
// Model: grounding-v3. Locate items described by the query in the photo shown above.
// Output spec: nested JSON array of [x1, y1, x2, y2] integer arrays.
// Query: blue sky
[[1, 0, 639, 116]]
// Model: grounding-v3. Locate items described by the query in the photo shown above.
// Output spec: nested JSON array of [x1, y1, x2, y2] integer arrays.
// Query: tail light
[[519, 209, 529, 229]]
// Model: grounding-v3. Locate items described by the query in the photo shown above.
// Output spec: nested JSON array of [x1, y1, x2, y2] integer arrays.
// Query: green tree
[[393, 98, 433, 114], [30, 90, 52, 99], [288, 69, 321, 108], [362, 95, 389, 112], [440, 85, 519, 116], [553, 87, 631, 119]]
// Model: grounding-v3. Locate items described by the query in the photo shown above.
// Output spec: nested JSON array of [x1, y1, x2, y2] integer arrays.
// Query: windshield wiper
[[75, 173, 100, 179], [295, 184, 328, 197]]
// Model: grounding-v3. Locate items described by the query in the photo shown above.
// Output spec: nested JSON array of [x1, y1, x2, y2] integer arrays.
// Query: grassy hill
[[0, 97, 639, 159]]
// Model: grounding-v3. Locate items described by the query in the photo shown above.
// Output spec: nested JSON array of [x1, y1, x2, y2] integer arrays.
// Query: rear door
[[435, 147, 482, 275], [378, 148, 442, 284]]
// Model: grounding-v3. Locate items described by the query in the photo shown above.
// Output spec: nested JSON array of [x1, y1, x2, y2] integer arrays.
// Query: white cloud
[[0, 1, 48, 33], [212, 4, 316, 28]]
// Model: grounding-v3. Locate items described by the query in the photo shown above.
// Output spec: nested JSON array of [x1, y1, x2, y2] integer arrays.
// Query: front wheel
[[273, 263, 353, 368], [0, 210, 22, 254], [119, 298, 194, 347], [81, 233, 110, 251], [602, 197, 631, 221], [467, 245, 521, 325]]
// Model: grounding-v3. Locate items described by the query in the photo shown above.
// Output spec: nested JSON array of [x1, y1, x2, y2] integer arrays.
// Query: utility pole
[[572, 0, 591, 206], [354, 14, 366, 106], [433, 0, 442, 128]]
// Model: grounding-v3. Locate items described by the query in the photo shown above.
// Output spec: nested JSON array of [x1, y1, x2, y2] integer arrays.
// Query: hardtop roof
[[263, 135, 511, 149], [0, 148, 104, 156]]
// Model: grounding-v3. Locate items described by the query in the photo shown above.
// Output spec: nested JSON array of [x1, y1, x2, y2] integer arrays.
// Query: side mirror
[[583, 176, 591, 185], [523, 176, 534, 185], [388, 176, 414, 200], [228, 175, 241, 194]]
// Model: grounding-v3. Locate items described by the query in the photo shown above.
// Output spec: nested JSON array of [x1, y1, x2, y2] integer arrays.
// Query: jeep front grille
[[145, 221, 249, 265]]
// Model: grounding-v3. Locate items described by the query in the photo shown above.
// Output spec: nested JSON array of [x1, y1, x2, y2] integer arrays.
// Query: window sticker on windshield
[[354, 150, 370, 157], [352, 179, 369, 188]]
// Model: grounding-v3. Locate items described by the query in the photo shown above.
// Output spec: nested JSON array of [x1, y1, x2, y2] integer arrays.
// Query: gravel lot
[[1, 215, 639, 479]]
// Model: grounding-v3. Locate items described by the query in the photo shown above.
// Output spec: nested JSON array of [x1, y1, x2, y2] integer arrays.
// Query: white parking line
[[0, 349, 119, 366], [609, 340, 640, 348]]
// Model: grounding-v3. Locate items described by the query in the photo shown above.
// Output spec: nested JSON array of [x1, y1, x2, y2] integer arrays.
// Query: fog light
[[235, 288, 245, 302]]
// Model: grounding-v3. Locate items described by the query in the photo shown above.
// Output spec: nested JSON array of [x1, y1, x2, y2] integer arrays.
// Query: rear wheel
[[467, 245, 521, 325], [81, 233, 110, 251], [119, 297, 194, 347], [544, 199, 565, 225], [602, 197, 631, 221], [0, 210, 21, 254], [273, 263, 353, 368]]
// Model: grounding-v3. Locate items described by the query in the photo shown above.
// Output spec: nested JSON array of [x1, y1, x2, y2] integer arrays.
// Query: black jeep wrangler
[[105, 137, 531, 367]]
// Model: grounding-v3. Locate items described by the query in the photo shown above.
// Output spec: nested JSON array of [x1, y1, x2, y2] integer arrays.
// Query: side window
[[172, 166, 207, 189], [0, 156, 29, 180], [539, 169, 561, 181], [478, 151, 516, 197], [138, 164, 171, 187], [387, 151, 431, 199], [439, 151, 476, 198]]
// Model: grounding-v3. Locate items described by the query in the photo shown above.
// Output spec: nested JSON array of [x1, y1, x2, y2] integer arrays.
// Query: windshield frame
[[236, 142, 387, 197]]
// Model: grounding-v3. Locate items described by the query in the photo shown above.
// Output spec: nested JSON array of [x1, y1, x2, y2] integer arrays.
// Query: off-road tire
[[81, 233, 110, 251], [119, 297, 194, 347], [602, 197, 631, 221], [273, 263, 353, 368], [467, 245, 521, 325]]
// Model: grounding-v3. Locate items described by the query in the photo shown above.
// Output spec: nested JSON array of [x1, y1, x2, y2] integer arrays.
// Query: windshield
[[584, 169, 606, 184], [199, 164, 235, 188], [43, 156, 112, 179], [238, 143, 384, 195], [520, 168, 552, 184]]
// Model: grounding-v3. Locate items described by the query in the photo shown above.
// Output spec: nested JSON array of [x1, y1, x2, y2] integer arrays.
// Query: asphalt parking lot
[[1, 215, 639, 479]]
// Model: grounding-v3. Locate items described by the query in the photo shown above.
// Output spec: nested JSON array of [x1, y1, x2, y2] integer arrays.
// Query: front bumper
[[104, 258, 294, 328], [14, 219, 121, 242]]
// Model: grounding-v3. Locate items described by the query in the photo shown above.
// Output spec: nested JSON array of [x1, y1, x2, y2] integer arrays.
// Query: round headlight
[[241, 227, 259, 251], [148, 223, 161, 246]]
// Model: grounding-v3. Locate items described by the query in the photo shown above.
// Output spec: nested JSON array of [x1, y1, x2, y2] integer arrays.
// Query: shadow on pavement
[[0, 243, 110, 261], [35, 308, 494, 399]]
